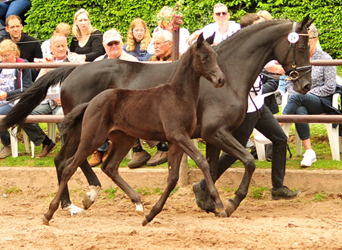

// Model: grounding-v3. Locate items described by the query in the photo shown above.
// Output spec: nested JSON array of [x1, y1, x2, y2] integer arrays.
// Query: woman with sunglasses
[[186, 3, 240, 45], [70, 8, 105, 62]]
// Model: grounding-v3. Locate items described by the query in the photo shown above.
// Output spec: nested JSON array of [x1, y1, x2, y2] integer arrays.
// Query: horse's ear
[[197, 32, 204, 47], [300, 15, 315, 30], [206, 32, 215, 45]]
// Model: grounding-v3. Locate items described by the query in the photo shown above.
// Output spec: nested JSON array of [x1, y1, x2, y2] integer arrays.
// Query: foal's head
[[191, 33, 226, 88]]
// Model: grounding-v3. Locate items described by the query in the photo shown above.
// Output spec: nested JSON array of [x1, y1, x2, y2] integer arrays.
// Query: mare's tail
[[59, 103, 89, 135], [0, 66, 76, 132]]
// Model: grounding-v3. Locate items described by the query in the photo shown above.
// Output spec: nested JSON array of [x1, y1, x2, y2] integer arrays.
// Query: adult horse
[[45, 34, 226, 225], [0, 17, 313, 219]]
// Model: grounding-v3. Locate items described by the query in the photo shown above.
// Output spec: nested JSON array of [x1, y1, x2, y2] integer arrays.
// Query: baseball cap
[[103, 29, 122, 45]]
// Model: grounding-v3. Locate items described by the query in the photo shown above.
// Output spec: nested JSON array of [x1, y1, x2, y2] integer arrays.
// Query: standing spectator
[[186, 3, 240, 45], [256, 10, 272, 21], [88, 29, 138, 167], [0, 39, 31, 158], [123, 18, 151, 61], [41, 22, 71, 58], [22, 35, 84, 158], [70, 8, 105, 62], [147, 6, 189, 58], [0, 0, 31, 26], [282, 24, 337, 168]]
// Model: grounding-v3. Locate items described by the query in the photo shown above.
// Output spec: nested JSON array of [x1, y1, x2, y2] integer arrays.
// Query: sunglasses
[[215, 12, 228, 16], [107, 41, 120, 46]]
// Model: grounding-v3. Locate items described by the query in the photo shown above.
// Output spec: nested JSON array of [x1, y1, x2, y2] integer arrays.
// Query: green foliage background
[[25, 0, 342, 58]]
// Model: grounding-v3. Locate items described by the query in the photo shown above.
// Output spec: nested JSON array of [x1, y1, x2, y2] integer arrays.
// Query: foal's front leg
[[175, 135, 227, 218], [143, 143, 184, 226]]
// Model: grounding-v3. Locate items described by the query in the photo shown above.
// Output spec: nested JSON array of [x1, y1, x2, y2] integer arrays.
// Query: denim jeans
[[0, 0, 32, 25], [23, 103, 64, 145], [0, 103, 13, 146], [282, 92, 325, 140]]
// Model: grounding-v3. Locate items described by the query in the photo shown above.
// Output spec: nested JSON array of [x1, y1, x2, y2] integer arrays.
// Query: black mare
[[46, 34, 226, 225], [0, 17, 313, 221]]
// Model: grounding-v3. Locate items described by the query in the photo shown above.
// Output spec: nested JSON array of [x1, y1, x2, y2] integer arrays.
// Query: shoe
[[128, 150, 151, 169], [146, 151, 168, 166], [36, 141, 56, 158], [192, 182, 206, 210], [300, 149, 317, 168], [89, 150, 103, 167], [192, 182, 216, 214], [0, 145, 11, 159], [102, 141, 112, 163], [271, 186, 300, 200]]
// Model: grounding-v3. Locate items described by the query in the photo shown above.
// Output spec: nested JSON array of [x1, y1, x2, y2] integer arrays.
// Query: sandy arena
[[1, 167, 342, 250]]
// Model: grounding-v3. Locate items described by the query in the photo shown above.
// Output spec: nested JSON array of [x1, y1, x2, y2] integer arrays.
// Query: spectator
[[149, 30, 181, 61], [186, 3, 240, 45], [123, 18, 151, 61], [0, 39, 31, 159], [88, 29, 138, 167], [0, 0, 31, 26], [70, 8, 105, 62], [2, 15, 42, 80], [192, 14, 300, 212], [147, 6, 189, 58], [282, 24, 337, 168], [22, 35, 84, 158], [41, 22, 71, 58], [256, 10, 272, 21]]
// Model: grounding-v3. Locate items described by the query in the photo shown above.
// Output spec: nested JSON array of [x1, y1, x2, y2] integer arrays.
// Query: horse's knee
[[244, 154, 256, 173]]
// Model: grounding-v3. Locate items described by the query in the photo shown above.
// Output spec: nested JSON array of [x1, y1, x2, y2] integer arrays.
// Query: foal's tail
[[0, 66, 76, 132], [59, 103, 89, 135]]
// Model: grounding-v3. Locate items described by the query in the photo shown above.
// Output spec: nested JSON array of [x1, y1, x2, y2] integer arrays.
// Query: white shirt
[[247, 76, 265, 113], [200, 21, 240, 44]]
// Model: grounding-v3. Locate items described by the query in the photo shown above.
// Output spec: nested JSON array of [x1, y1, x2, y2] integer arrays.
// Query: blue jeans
[[282, 92, 325, 140], [0, 103, 14, 146], [23, 103, 64, 145], [0, 0, 31, 25]]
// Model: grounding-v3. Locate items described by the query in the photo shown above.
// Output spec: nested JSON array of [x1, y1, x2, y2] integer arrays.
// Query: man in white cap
[[89, 29, 138, 167]]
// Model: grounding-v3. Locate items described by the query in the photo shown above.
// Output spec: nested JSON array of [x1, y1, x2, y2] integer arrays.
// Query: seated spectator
[[22, 34, 85, 158], [41, 22, 71, 58], [0, 39, 31, 159], [0, 0, 31, 26], [282, 24, 337, 168], [186, 3, 240, 45], [147, 6, 189, 58], [70, 8, 105, 62], [2, 15, 42, 81], [123, 18, 151, 61], [89, 29, 139, 167], [256, 10, 273, 21], [149, 30, 181, 62]]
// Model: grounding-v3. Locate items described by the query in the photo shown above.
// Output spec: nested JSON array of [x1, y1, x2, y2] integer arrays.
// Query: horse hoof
[[42, 215, 50, 225], [82, 194, 94, 210], [215, 207, 227, 218], [83, 185, 100, 210], [135, 203, 145, 217], [225, 201, 236, 217], [142, 217, 149, 226], [63, 204, 85, 216]]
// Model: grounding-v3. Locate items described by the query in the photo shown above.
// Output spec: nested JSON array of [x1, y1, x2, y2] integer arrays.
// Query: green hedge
[[24, 0, 342, 58]]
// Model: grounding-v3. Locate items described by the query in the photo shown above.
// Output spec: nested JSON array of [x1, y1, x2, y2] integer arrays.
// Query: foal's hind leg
[[172, 135, 227, 218], [143, 143, 184, 226], [102, 132, 144, 216]]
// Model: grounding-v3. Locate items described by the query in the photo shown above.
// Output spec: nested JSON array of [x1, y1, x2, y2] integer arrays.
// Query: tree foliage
[[24, 0, 342, 58]]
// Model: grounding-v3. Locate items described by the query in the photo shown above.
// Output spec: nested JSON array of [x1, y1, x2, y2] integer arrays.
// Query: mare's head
[[190, 33, 226, 88], [274, 15, 314, 94]]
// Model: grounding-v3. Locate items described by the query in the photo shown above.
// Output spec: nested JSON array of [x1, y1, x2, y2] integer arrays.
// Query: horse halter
[[282, 22, 312, 82]]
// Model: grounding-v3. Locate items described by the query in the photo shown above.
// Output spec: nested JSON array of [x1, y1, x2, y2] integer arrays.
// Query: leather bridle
[[282, 22, 312, 82]]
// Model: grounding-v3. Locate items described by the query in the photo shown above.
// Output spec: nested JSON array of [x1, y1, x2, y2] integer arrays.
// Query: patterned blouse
[[286, 49, 336, 97]]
